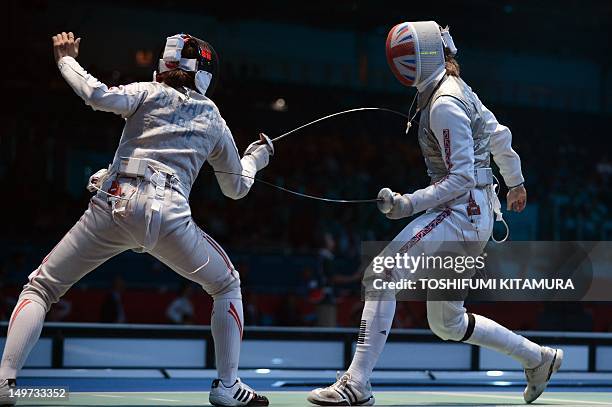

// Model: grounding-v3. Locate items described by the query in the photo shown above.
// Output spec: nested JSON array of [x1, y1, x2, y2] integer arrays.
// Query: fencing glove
[[377, 187, 414, 219], [244, 133, 274, 171]]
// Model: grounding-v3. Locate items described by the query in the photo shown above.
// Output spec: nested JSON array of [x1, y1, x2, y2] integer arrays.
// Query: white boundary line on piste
[[147, 397, 181, 402]]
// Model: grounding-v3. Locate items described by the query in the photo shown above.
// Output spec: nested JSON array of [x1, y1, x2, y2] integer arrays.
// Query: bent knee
[[23, 266, 70, 311], [428, 314, 467, 341], [19, 287, 53, 313], [427, 304, 468, 341], [209, 269, 242, 300]]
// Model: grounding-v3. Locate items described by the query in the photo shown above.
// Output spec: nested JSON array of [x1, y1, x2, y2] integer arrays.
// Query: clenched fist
[[52, 32, 81, 64], [507, 184, 527, 212]]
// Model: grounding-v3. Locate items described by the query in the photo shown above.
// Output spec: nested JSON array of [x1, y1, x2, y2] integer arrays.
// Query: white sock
[[0, 299, 46, 379], [211, 298, 243, 386], [465, 314, 542, 369], [347, 300, 396, 386]]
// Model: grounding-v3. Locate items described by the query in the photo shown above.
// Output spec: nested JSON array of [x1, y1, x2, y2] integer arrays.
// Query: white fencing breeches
[[19, 177, 240, 312], [390, 188, 494, 340]]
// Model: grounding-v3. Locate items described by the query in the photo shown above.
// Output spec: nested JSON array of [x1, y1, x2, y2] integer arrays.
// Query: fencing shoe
[[523, 347, 563, 403], [307, 372, 375, 406], [0, 379, 16, 406], [209, 378, 269, 406]]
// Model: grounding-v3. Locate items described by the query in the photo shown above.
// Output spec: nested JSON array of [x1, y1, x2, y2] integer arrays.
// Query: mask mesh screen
[[411, 21, 445, 84]]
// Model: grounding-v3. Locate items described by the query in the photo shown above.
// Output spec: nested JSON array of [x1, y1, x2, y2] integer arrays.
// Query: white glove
[[87, 168, 109, 192], [244, 133, 274, 171], [377, 187, 414, 219]]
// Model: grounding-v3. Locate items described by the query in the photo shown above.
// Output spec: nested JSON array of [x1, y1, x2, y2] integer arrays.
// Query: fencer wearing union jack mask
[[308, 22, 562, 406]]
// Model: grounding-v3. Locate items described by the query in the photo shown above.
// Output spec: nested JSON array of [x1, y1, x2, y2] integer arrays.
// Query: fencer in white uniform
[[0, 32, 269, 406], [308, 22, 562, 406]]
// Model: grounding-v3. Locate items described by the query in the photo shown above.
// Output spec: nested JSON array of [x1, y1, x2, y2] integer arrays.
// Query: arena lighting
[[486, 370, 504, 377], [492, 381, 513, 386], [271, 97, 288, 112], [135, 49, 154, 67], [255, 369, 271, 374]]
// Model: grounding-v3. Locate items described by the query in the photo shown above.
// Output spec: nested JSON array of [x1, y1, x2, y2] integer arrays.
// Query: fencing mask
[[386, 21, 457, 88], [153, 33, 219, 96]]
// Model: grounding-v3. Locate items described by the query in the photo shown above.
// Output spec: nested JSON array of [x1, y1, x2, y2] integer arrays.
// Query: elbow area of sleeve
[[221, 177, 254, 200], [224, 188, 248, 200], [86, 88, 108, 109], [87, 88, 128, 113]]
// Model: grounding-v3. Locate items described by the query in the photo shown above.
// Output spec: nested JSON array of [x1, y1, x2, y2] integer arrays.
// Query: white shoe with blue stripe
[[209, 378, 269, 407]]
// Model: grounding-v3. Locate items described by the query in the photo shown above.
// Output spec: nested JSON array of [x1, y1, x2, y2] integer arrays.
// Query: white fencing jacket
[[408, 73, 524, 214], [58, 56, 264, 199]]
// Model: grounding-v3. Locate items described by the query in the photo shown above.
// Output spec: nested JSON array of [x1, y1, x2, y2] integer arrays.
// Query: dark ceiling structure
[[101, 0, 610, 62]]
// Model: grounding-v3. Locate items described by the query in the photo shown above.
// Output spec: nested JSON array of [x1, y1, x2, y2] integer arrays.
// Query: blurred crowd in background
[[1, 0, 611, 332]]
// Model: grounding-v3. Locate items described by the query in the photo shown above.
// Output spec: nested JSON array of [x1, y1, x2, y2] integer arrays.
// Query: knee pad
[[426, 302, 472, 341]]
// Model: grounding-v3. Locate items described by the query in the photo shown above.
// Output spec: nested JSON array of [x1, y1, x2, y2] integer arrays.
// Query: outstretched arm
[[208, 123, 272, 200], [381, 96, 476, 219], [53, 32, 147, 118]]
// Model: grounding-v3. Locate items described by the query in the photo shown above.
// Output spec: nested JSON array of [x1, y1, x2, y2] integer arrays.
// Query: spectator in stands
[[2, 56, 612, 331], [313, 233, 337, 326], [276, 293, 304, 326], [596, 154, 612, 182], [243, 290, 261, 326], [166, 283, 195, 324], [100, 276, 126, 323]]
